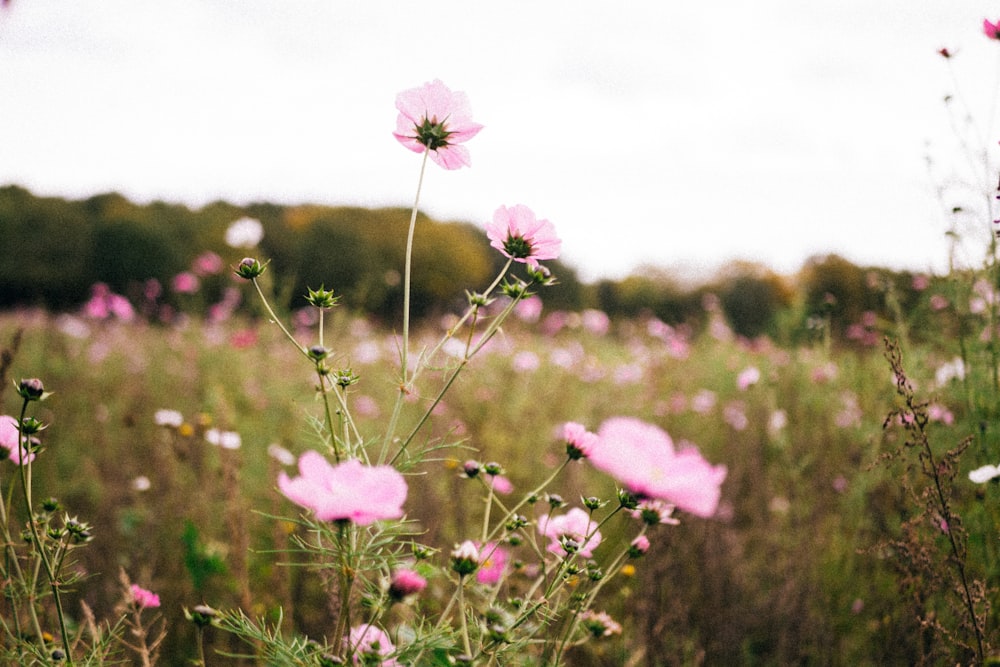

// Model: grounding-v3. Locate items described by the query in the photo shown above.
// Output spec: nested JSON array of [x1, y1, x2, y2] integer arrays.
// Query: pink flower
[[629, 534, 650, 557], [593, 417, 727, 518], [538, 507, 602, 558], [172, 271, 200, 294], [563, 421, 598, 460], [985, 18, 1000, 39], [393, 79, 483, 170], [488, 474, 514, 495], [346, 624, 399, 666], [632, 499, 680, 526], [485, 205, 561, 269], [0, 415, 34, 465], [192, 251, 224, 276], [736, 366, 760, 391], [277, 452, 407, 525], [579, 610, 622, 638], [130, 584, 161, 609], [476, 542, 509, 585], [388, 568, 427, 601]]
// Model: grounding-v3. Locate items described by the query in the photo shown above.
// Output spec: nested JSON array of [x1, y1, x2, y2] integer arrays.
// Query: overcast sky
[[2, 1, 1000, 282]]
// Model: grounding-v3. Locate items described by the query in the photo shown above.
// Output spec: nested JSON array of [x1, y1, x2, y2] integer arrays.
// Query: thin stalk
[[457, 578, 473, 658], [332, 523, 355, 660], [251, 278, 307, 358], [17, 401, 72, 663], [401, 149, 431, 387]]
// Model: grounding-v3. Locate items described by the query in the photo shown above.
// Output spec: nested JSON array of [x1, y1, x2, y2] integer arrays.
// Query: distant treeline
[[0, 184, 945, 343]]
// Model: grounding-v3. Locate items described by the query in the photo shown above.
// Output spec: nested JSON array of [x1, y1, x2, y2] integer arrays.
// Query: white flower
[[206, 428, 242, 450], [935, 357, 965, 387], [154, 409, 184, 428], [131, 476, 152, 492], [969, 464, 1000, 484], [267, 443, 296, 466], [225, 216, 264, 249]]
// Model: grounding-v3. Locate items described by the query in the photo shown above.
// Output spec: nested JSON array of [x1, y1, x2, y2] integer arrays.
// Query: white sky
[[2, 1, 1000, 283]]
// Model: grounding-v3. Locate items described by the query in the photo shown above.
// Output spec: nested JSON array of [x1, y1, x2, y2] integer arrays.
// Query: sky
[[2, 1, 1000, 283]]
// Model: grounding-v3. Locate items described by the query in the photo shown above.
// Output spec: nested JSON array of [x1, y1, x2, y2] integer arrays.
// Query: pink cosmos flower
[[629, 534, 650, 556], [130, 584, 161, 609], [192, 251, 224, 276], [985, 18, 1000, 39], [736, 366, 760, 391], [486, 205, 561, 269], [172, 271, 200, 294], [393, 79, 483, 170], [538, 507, 602, 558], [488, 474, 514, 495], [0, 415, 34, 465], [277, 452, 407, 525], [593, 417, 727, 518], [476, 541, 509, 585], [388, 568, 427, 600], [346, 624, 399, 666], [563, 421, 598, 460], [579, 610, 622, 638]]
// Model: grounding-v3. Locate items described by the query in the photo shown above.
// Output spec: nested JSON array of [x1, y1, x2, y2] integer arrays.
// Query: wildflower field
[[5, 22, 1000, 667], [1, 274, 996, 666]]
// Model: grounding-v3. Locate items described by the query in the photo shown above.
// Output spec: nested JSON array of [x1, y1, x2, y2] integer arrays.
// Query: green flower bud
[[234, 257, 267, 280]]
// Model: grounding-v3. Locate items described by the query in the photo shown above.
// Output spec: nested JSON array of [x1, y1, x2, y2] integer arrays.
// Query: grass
[[0, 296, 991, 665]]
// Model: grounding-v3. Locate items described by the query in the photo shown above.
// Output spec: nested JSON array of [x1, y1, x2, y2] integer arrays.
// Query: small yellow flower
[[619, 564, 636, 578], [178, 423, 195, 438]]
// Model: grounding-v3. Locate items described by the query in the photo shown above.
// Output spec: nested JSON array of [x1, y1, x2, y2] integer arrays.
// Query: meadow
[[0, 273, 992, 665]]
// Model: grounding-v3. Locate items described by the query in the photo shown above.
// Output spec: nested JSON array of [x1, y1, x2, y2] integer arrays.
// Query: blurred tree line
[[0, 185, 946, 344]]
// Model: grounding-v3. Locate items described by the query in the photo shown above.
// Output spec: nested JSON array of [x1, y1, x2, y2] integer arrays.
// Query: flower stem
[[17, 400, 73, 663], [251, 278, 307, 358], [401, 149, 431, 388]]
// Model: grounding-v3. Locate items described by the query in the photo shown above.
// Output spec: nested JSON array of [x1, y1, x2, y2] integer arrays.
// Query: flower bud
[[466, 290, 493, 307], [411, 543, 433, 560], [17, 378, 46, 401], [333, 369, 359, 388], [462, 460, 482, 478], [483, 461, 504, 476], [234, 257, 267, 280], [500, 279, 531, 299], [582, 496, 604, 511], [450, 540, 480, 576], [305, 285, 340, 309], [617, 489, 639, 510], [185, 604, 220, 628], [308, 345, 330, 361], [546, 493, 564, 509]]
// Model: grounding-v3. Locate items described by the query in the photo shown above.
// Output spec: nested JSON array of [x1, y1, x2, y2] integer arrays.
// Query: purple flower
[[277, 452, 407, 525]]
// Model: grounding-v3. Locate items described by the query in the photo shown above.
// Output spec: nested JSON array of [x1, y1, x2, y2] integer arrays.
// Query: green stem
[[401, 149, 431, 388], [457, 577, 473, 658], [17, 400, 72, 663], [251, 278, 307, 358]]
